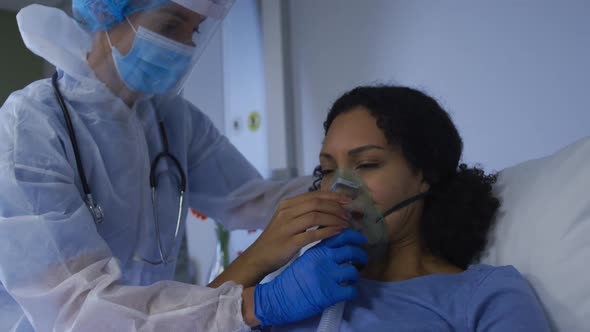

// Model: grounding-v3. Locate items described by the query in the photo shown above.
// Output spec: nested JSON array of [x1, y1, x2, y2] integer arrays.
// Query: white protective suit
[[0, 5, 310, 332]]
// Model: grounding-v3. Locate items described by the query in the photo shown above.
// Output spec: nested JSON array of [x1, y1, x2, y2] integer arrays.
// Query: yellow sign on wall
[[248, 111, 261, 132]]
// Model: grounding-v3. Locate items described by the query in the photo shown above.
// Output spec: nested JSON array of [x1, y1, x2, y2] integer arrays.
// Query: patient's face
[[320, 107, 429, 242]]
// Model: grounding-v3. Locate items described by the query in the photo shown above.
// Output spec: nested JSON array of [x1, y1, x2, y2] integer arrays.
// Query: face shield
[[73, 0, 234, 95]]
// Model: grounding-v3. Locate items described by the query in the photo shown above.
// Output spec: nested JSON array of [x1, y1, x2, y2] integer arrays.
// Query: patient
[[271, 86, 550, 331]]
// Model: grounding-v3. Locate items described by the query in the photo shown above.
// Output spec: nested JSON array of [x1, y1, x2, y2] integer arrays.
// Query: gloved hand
[[254, 229, 368, 327]]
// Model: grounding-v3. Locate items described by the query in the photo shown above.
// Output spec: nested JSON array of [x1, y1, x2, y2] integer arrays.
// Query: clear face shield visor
[[83, 0, 233, 95]]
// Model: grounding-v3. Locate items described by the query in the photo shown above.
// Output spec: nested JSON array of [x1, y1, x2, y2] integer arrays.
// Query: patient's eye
[[356, 163, 380, 171]]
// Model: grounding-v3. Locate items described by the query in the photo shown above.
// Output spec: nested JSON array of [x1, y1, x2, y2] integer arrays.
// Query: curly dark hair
[[311, 85, 500, 269]]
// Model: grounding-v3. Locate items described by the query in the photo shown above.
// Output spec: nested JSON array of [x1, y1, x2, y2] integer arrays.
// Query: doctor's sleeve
[[185, 106, 312, 230]]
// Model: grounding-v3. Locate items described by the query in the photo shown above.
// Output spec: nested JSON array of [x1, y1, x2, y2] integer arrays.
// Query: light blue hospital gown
[[271, 264, 551, 332]]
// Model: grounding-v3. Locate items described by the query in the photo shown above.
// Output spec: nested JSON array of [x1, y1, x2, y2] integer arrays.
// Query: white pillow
[[481, 136, 590, 332]]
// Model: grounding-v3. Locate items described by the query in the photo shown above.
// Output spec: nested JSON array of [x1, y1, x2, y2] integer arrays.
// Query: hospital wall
[[183, 0, 267, 285], [285, 0, 590, 175], [0, 10, 46, 104]]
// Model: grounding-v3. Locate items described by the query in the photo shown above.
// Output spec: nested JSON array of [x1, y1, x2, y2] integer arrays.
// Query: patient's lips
[[350, 210, 364, 224]]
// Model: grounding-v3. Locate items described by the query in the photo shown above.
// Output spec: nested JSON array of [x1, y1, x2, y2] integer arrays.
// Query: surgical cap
[[72, 0, 169, 32]]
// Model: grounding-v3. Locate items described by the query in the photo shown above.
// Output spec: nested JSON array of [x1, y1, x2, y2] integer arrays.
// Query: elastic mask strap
[[105, 17, 137, 49], [380, 192, 430, 220], [125, 17, 138, 33], [105, 30, 114, 49]]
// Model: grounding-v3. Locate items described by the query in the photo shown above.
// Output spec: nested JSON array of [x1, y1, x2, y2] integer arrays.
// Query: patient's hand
[[208, 192, 351, 289], [244, 191, 352, 278]]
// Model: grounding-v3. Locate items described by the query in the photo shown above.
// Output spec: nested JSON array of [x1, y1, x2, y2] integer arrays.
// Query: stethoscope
[[52, 72, 186, 265]]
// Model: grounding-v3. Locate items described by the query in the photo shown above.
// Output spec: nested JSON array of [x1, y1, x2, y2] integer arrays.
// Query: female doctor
[[0, 1, 367, 331]]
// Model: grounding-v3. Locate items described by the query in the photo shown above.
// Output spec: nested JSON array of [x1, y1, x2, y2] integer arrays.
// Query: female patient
[[272, 86, 550, 331]]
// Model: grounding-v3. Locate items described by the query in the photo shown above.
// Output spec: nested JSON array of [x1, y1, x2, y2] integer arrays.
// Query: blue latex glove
[[254, 229, 368, 327]]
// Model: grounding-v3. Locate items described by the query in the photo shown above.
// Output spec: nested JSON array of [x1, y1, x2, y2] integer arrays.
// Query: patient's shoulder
[[466, 264, 528, 290], [464, 264, 536, 302], [465, 264, 550, 330], [466, 263, 521, 281]]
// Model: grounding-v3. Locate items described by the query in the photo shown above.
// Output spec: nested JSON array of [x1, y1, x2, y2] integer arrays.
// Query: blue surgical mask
[[107, 20, 195, 94]]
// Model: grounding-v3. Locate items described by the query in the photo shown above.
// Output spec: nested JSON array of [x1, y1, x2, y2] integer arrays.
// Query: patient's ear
[[418, 171, 431, 193], [420, 180, 430, 193]]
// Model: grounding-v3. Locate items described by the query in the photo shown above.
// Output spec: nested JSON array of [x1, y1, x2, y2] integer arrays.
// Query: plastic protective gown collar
[[17, 5, 94, 83]]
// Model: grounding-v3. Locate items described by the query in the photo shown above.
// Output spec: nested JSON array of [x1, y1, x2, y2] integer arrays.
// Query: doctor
[[0, 1, 367, 331]]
